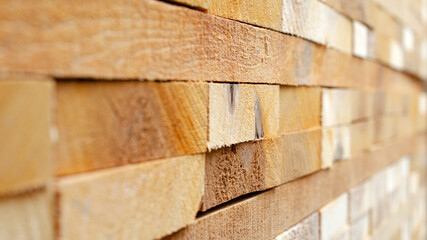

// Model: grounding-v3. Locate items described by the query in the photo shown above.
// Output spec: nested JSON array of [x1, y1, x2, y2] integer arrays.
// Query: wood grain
[[0, 0, 422, 85], [322, 125, 351, 168], [279, 86, 321, 133], [56, 81, 207, 176], [208, 83, 279, 149], [0, 190, 53, 240], [282, 0, 352, 54], [322, 88, 353, 127], [165, 134, 424, 240], [0, 79, 53, 196], [57, 154, 204, 240], [202, 128, 321, 211]]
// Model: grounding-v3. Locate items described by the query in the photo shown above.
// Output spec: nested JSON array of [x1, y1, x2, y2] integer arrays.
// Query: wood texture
[[165, 135, 424, 240], [207, 0, 282, 31], [321, 125, 351, 168], [279, 86, 321, 133], [56, 81, 207, 176], [348, 179, 372, 222], [57, 154, 204, 240], [0, 0, 422, 85], [282, 0, 352, 54], [274, 212, 319, 240], [208, 83, 279, 149], [350, 214, 370, 240], [0, 80, 53, 195], [0, 190, 53, 240], [322, 88, 353, 127], [202, 128, 321, 211], [320, 193, 349, 240]]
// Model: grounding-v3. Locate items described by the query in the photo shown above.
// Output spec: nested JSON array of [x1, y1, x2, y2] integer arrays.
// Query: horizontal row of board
[[168, 0, 427, 80], [2, 132, 423, 239], [0, 0, 426, 86], [1, 79, 426, 196]]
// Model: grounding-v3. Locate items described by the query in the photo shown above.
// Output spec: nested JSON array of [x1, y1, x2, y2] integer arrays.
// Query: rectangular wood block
[[350, 214, 370, 240], [349, 179, 373, 222], [282, 0, 352, 54], [0, 191, 53, 240], [56, 81, 207, 176], [279, 86, 321, 133], [320, 193, 349, 240], [322, 88, 353, 127], [208, 0, 283, 31], [322, 125, 351, 168], [350, 120, 374, 156], [353, 21, 370, 59], [208, 83, 279, 149], [350, 89, 374, 121], [203, 128, 321, 211], [202, 138, 281, 211], [274, 212, 319, 240], [0, 80, 53, 195], [57, 154, 204, 240]]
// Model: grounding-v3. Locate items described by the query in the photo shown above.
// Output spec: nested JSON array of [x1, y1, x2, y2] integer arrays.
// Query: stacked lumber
[[0, 0, 426, 240]]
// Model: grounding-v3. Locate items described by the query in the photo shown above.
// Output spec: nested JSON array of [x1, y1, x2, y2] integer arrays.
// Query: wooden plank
[[165, 134, 423, 240], [0, 79, 53, 195], [169, 0, 209, 9], [207, 0, 282, 31], [282, 0, 352, 54], [321, 125, 351, 168], [349, 120, 374, 157], [320, 193, 349, 240], [56, 154, 204, 240], [320, 0, 374, 26], [208, 83, 279, 149], [279, 86, 321, 133], [274, 212, 319, 240], [350, 214, 370, 240], [353, 21, 372, 59], [56, 81, 207, 176], [202, 128, 321, 211], [0, 190, 53, 240], [0, 0, 419, 86], [348, 180, 373, 222], [322, 88, 353, 127]]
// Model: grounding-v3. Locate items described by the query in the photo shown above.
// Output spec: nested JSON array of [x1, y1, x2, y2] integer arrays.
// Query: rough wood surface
[[282, 0, 352, 54], [279, 86, 321, 133], [165, 135, 424, 240], [208, 83, 279, 149], [202, 128, 321, 211], [56, 81, 207, 176], [0, 80, 53, 195], [57, 154, 204, 240], [0, 190, 53, 240], [274, 212, 319, 240], [0, 0, 422, 85]]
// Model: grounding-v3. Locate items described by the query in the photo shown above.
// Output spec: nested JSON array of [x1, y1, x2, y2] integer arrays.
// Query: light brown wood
[[0, 80, 53, 196], [274, 212, 319, 240], [202, 128, 321, 211], [322, 88, 353, 127], [0, 190, 53, 240], [322, 125, 351, 168], [349, 120, 374, 157], [165, 134, 424, 240], [170, 0, 209, 9], [350, 214, 370, 240], [208, 0, 282, 31], [282, 0, 352, 54], [320, 193, 349, 240], [348, 179, 372, 222], [56, 81, 207, 176], [279, 86, 321, 133], [208, 83, 279, 149], [56, 154, 204, 240], [0, 0, 422, 86]]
